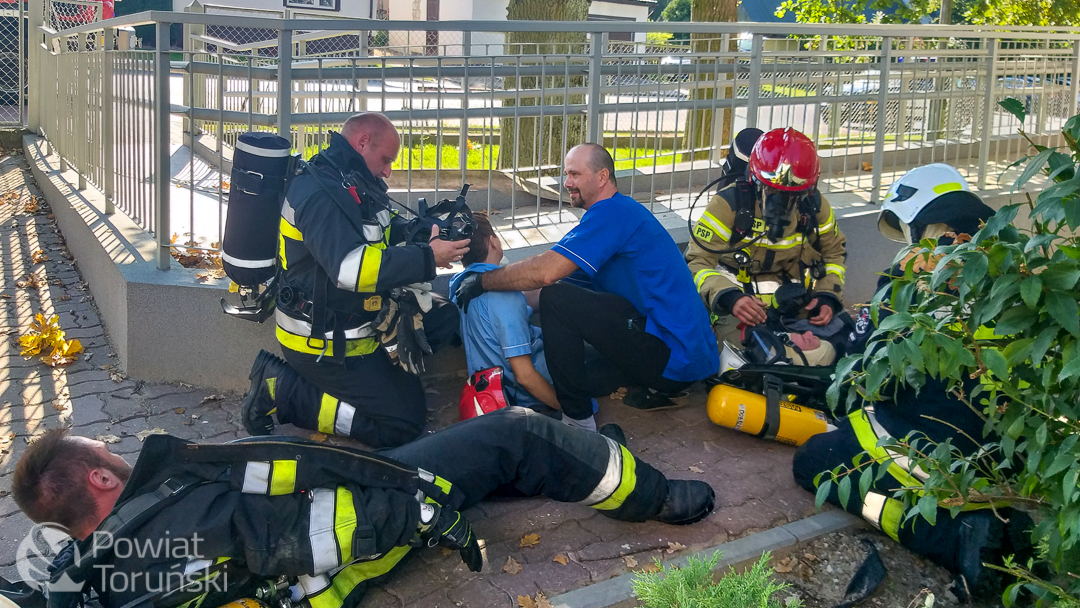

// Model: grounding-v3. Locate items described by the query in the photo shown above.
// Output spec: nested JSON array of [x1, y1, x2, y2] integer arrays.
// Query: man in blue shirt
[[455, 144, 720, 431]]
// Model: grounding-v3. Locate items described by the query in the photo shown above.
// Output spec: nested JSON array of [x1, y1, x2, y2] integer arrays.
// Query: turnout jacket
[[277, 132, 435, 359], [686, 184, 847, 315], [50, 434, 454, 608]]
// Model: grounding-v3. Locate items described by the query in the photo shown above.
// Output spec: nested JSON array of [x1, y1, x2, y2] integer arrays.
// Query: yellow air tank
[[707, 384, 835, 446], [218, 600, 268, 608]]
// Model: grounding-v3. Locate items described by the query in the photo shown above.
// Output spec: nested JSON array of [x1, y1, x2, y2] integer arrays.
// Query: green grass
[[631, 551, 800, 608], [761, 83, 813, 97], [388, 143, 679, 172]]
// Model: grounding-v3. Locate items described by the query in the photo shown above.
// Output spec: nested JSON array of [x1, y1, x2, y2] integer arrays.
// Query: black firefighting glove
[[395, 293, 432, 375], [419, 502, 483, 572], [453, 272, 487, 314]]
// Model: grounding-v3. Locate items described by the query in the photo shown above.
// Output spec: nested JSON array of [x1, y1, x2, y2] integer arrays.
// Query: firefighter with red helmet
[[686, 127, 848, 348]]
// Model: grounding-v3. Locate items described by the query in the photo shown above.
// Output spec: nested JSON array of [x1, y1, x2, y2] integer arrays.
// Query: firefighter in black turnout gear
[[13, 408, 716, 608], [791, 164, 1035, 600], [242, 114, 471, 448]]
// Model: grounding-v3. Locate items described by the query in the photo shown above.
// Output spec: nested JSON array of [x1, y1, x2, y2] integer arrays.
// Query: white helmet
[[878, 164, 994, 243]]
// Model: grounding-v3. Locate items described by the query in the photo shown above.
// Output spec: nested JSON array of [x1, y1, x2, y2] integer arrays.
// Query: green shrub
[[631, 551, 800, 608]]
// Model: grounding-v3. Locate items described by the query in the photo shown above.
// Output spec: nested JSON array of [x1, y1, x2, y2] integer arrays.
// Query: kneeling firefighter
[[221, 113, 473, 449], [792, 164, 1034, 600], [685, 127, 848, 356]]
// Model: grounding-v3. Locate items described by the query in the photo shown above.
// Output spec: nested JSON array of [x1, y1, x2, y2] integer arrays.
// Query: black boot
[[951, 510, 1006, 601], [242, 350, 290, 436], [653, 480, 715, 525], [598, 423, 627, 447]]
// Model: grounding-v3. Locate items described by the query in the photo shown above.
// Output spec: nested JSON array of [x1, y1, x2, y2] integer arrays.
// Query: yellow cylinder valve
[[217, 600, 268, 608], [707, 384, 834, 446]]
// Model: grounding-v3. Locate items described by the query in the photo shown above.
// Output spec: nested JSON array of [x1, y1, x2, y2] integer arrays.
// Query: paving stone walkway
[[0, 149, 820, 607]]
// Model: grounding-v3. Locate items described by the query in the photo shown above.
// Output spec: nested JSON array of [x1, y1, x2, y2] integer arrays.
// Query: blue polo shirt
[[551, 193, 719, 382], [449, 263, 551, 409]]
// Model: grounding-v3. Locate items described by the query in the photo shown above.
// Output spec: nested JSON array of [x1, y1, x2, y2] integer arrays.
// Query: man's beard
[[569, 190, 584, 208]]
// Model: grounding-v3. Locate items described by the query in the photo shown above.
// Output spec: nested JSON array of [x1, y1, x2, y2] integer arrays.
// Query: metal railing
[[0, 0, 26, 126], [26, 9, 1080, 269]]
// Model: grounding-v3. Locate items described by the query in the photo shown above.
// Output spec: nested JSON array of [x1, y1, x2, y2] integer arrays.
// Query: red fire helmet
[[458, 367, 511, 421], [748, 128, 820, 192]]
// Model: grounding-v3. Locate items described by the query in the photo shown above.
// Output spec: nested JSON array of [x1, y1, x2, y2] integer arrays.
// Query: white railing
[[26, 9, 1080, 269]]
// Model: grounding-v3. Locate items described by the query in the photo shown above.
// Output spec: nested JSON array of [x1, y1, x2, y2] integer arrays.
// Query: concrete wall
[[24, 134, 278, 393]]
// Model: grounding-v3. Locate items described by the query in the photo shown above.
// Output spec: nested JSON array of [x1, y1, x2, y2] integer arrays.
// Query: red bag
[[459, 367, 512, 421]]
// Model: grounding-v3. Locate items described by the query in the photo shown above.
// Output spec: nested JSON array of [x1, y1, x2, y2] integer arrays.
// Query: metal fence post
[[459, 30, 471, 181], [154, 21, 172, 270], [103, 27, 115, 214], [586, 31, 605, 144], [357, 29, 368, 112], [1071, 42, 1080, 117], [746, 34, 763, 130], [26, 0, 42, 131], [1035, 39, 1049, 134], [977, 38, 998, 189], [277, 29, 293, 143], [870, 37, 892, 204], [183, 0, 206, 147]]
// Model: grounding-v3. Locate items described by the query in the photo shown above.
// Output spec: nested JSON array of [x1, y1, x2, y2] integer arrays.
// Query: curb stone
[[548, 510, 862, 608]]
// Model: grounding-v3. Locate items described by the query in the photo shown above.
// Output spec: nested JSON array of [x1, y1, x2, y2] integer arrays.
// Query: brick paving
[[0, 149, 819, 606]]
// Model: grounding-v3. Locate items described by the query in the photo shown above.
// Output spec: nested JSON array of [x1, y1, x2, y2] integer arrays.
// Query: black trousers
[[380, 406, 669, 521], [274, 297, 460, 448], [539, 282, 690, 420]]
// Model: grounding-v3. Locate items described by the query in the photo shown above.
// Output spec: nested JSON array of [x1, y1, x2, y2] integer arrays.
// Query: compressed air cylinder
[[217, 601, 267, 608], [221, 132, 293, 287], [706, 384, 833, 446]]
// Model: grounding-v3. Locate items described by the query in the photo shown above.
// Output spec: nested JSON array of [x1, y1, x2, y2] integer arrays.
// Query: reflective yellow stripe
[[862, 491, 903, 542], [694, 269, 721, 292], [933, 182, 962, 194], [357, 248, 383, 293], [818, 208, 836, 233], [826, 263, 846, 283], [592, 445, 638, 511], [266, 377, 276, 400], [279, 234, 289, 270], [700, 211, 732, 241], [318, 394, 338, 435], [276, 327, 380, 358], [280, 218, 303, 241], [271, 460, 297, 496], [306, 546, 412, 608], [334, 487, 357, 564], [756, 234, 805, 250]]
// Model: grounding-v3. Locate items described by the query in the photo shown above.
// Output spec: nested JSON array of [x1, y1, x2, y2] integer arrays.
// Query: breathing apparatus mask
[[758, 182, 809, 243], [401, 184, 478, 244]]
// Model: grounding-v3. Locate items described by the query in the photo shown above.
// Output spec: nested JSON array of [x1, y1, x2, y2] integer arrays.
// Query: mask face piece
[[761, 191, 796, 242]]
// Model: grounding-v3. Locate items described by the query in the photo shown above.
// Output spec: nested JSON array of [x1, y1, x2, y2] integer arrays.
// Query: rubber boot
[[653, 480, 716, 525], [241, 350, 291, 436]]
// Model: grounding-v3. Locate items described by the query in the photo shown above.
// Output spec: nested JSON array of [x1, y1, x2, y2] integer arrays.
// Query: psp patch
[[694, 223, 714, 241], [752, 218, 766, 233]]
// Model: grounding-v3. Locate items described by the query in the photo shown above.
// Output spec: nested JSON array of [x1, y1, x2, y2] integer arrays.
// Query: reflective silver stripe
[[294, 574, 331, 598], [282, 198, 297, 225], [338, 246, 366, 291], [183, 559, 213, 576], [275, 309, 375, 340], [376, 209, 391, 228], [865, 408, 930, 481], [418, 468, 435, 482], [578, 437, 622, 506], [242, 461, 271, 495], [862, 491, 887, 530], [221, 251, 275, 269], [309, 488, 339, 575], [236, 140, 292, 157], [335, 401, 356, 436], [363, 223, 383, 242]]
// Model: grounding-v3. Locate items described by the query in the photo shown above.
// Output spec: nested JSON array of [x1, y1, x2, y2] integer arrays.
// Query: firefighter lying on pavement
[[686, 128, 847, 354], [12, 407, 716, 608], [791, 164, 1034, 600], [242, 113, 471, 449], [454, 144, 720, 428]]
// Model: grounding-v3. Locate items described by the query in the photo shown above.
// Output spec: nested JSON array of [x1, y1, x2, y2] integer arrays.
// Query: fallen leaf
[[520, 533, 540, 548], [535, 593, 553, 608], [200, 394, 225, 403], [195, 268, 227, 282], [0, 294, 9, 298], [174, 408, 186, 414], [773, 555, 797, 573], [109, 371, 124, 383], [23, 197, 40, 213], [517, 595, 536, 608], [31, 250, 49, 264], [96, 434, 121, 444], [861, 161, 873, 171], [689, 465, 704, 474], [52, 402, 67, 412], [16, 274, 41, 289], [135, 428, 167, 441], [639, 563, 661, 574], [441, 547, 453, 556], [502, 555, 522, 575], [56, 294, 71, 301], [665, 541, 687, 554], [553, 554, 569, 565], [309, 432, 328, 442], [624, 556, 638, 568], [803, 552, 819, 562]]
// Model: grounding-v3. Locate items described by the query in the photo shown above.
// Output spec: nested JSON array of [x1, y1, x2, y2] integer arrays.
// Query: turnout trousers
[[271, 297, 460, 448], [539, 282, 690, 421]]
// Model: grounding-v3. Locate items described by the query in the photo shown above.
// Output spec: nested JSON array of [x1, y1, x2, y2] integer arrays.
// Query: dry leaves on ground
[[519, 533, 540, 548], [16, 274, 41, 289], [688, 465, 705, 474], [196, 268, 227, 282], [19, 313, 83, 367], [96, 434, 121, 444], [773, 555, 798, 573], [31, 250, 49, 264], [517, 592, 553, 608], [502, 556, 522, 575], [309, 432, 328, 442], [170, 234, 225, 271], [174, 408, 186, 414], [861, 161, 873, 172], [201, 394, 225, 404], [639, 563, 661, 574], [624, 556, 638, 569], [665, 542, 687, 554], [1, 191, 16, 205], [24, 196, 40, 213], [135, 428, 167, 441], [552, 554, 569, 565], [609, 387, 627, 401]]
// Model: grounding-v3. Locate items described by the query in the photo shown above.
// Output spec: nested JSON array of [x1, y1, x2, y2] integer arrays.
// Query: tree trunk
[[500, 0, 591, 172], [681, 0, 738, 161]]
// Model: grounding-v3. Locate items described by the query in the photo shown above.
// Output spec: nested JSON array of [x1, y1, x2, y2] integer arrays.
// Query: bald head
[[570, 144, 617, 188], [564, 144, 619, 209], [340, 113, 400, 178]]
